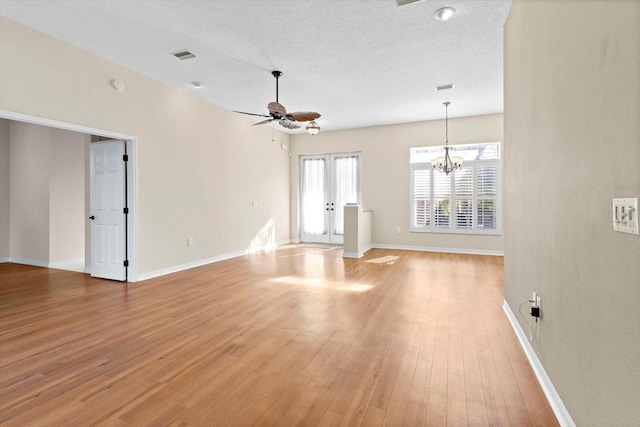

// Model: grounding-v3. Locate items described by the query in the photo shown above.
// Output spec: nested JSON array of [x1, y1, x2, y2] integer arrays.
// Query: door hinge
[[123, 154, 129, 162], [124, 260, 129, 267], [124, 207, 129, 214]]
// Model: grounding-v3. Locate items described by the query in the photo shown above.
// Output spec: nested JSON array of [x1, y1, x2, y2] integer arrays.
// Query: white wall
[[290, 114, 504, 254], [0, 17, 291, 276], [0, 119, 9, 259], [504, 0, 640, 424]]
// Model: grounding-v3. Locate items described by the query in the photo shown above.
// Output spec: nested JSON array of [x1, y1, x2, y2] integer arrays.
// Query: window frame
[[409, 144, 502, 236]]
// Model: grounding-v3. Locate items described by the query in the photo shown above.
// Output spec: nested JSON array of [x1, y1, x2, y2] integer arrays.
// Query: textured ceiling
[[0, 0, 511, 133]]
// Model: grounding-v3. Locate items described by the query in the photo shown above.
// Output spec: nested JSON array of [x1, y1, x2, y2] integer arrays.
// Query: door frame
[[0, 109, 139, 282], [299, 151, 362, 244]]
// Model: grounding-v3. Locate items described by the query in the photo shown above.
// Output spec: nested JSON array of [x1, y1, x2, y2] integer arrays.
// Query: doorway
[[0, 110, 138, 282], [300, 152, 361, 244]]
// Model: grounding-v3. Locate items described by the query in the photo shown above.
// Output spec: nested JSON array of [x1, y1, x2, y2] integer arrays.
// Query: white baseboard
[[137, 240, 292, 282], [343, 244, 373, 259], [5, 257, 87, 271], [502, 301, 575, 427], [372, 243, 503, 257], [6, 258, 49, 268], [342, 251, 363, 258]]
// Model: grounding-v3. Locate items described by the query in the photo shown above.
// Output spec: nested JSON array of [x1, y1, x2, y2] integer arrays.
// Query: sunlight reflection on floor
[[270, 275, 374, 293]]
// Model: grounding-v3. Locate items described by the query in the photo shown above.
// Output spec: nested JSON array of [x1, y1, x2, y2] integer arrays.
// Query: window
[[410, 143, 501, 235]]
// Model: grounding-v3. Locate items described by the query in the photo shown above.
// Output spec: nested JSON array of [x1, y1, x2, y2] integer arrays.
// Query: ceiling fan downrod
[[272, 70, 282, 103]]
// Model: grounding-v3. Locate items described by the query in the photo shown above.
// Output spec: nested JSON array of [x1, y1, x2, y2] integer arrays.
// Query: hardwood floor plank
[[0, 248, 558, 426]]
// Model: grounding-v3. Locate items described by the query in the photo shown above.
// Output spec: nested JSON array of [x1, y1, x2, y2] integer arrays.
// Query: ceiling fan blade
[[279, 119, 301, 129], [268, 102, 287, 116], [286, 111, 321, 122], [253, 118, 275, 126], [233, 110, 270, 118]]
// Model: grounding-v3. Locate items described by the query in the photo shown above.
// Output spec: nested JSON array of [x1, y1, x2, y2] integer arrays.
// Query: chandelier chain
[[432, 101, 461, 176]]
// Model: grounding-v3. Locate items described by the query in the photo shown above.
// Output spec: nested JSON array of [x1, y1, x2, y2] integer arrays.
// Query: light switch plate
[[613, 198, 639, 235]]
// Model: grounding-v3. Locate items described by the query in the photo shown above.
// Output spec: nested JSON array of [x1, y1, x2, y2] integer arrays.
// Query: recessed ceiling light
[[190, 81, 202, 88], [434, 7, 456, 21]]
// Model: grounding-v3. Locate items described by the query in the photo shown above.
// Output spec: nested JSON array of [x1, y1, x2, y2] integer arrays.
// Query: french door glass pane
[[333, 155, 359, 235], [301, 158, 326, 234]]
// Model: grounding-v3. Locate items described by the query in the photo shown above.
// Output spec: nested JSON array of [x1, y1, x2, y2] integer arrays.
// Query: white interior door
[[90, 140, 127, 281], [300, 152, 360, 244]]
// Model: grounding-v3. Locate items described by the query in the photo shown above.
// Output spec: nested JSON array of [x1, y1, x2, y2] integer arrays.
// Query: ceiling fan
[[234, 70, 321, 130]]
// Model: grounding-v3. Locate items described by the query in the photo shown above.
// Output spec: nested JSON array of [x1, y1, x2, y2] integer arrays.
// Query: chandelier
[[431, 101, 462, 175]]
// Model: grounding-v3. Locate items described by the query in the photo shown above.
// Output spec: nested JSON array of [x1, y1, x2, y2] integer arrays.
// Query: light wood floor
[[0, 246, 558, 426]]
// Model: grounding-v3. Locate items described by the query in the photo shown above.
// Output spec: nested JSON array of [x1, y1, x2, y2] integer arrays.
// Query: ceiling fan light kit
[[234, 70, 321, 134], [306, 121, 320, 135]]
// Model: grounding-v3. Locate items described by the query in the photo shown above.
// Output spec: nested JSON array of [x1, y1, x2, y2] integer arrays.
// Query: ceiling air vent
[[172, 50, 195, 60], [396, 0, 424, 6], [435, 83, 455, 91]]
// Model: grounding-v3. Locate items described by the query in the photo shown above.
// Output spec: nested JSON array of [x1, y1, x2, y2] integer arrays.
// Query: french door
[[300, 152, 361, 244]]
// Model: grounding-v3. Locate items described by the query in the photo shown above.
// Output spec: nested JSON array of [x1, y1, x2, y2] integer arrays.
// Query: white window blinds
[[409, 143, 501, 235], [412, 168, 431, 228]]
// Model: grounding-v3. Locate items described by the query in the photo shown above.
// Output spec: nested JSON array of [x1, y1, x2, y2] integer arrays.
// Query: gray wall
[[0, 119, 9, 259], [504, 1, 640, 425], [9, 120, 51, 263], [48, 127, 86, 263]]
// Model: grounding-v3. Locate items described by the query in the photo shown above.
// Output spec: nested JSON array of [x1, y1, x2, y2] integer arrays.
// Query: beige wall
[[48, 127, 86, 263], [3, 120, 87, 265], [504, 0, 640, 424], [8, 121, 51, 263], [0, 17, 291, 276], [0, 119, 9, 259], [290, 114, 504, 253]]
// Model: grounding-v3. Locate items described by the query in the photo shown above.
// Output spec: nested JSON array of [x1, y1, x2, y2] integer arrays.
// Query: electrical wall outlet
[[532, 291, 541, 307], [396, 227, 401, 234], [187, 237, 193, 246]]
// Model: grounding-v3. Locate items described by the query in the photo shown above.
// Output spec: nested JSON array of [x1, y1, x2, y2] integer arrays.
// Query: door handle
[[89, 215, 95, 220]]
